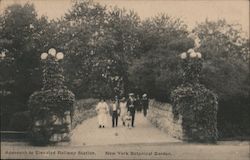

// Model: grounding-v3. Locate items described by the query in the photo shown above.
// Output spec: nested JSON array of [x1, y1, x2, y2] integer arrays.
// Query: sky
[[0, 0, 249, 36]]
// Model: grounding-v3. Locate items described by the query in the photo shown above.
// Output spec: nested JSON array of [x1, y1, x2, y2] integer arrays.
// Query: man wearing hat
[[141, 94, 149, 117], [110, 96, 120, 128], [127, 93, 136, 127]]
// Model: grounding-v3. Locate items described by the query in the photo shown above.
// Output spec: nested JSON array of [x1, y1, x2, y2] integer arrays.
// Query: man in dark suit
[[127, 93, 136, 127]]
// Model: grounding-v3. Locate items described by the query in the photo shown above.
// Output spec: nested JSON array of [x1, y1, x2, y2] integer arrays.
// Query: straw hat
[[121, 97, 126, 102], [129, 93, 134, 96]]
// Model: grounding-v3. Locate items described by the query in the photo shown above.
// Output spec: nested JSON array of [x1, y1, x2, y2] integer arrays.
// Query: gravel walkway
[[70, 113, 180, 146]]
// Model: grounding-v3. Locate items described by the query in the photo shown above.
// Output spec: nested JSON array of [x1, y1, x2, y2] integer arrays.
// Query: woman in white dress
[[119, 97, 127, 126], [95, 98, 109, 128]]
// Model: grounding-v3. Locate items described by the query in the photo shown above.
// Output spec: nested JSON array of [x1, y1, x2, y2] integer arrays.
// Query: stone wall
[[147, 100, 183, 140]]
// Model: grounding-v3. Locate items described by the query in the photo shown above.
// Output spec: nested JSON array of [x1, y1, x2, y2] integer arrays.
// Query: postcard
[[0, 0, 249, 159]]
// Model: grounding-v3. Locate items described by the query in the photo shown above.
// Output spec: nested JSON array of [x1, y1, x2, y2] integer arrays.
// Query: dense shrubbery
[[28, 90, 75, 145], [194, 20, 249, 139], [149, 99, 172, 111], [74, 98, 99, 110], [171, 83, 218, 143], [8, 111, 32, 131], [29, 89, 75, 115], [72, 98, 98, 129], [217, 97, 250, 139], [28, 89, 75, 145]]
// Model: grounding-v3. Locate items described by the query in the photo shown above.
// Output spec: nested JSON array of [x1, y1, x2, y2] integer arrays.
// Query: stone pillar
[[28, 48, 75, 146], [171, 49, 218, 143]]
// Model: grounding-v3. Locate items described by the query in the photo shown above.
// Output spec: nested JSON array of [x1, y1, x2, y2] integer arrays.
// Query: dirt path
[[70, 113, 180, 146]]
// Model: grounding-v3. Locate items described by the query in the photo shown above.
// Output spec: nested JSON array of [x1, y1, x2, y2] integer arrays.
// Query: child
[[124, 111, 132, 129]]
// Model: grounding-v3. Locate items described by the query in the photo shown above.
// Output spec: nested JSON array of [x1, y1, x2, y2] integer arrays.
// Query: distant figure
[[119, 97, 127, 126], [124, 111, 132, 129], [127, 93, 136, 127], [110, 96, 120, 127], [135, 94, 142, 113], [141, 94, 149, 117], [95, 98, 109, 128]]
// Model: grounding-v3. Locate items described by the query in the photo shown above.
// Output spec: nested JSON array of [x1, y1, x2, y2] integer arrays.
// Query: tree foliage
[[1, 1, 249, 138], [194, 19, 249, 99], [0, 3, 46, 130], [194, 19, 250, 138], [128, 14, 193, 100], [60, 1, 141, 98]]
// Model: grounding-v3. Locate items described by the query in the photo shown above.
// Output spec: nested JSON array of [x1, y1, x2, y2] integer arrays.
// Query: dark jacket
[[141, 97, 149, 109], [127, 98, 136, 113]]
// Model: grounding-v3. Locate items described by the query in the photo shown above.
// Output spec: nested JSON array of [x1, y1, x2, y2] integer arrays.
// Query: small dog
[[124, 111, 132, 129]]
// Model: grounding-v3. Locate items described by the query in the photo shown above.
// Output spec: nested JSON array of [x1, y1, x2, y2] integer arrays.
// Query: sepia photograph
[[0, 0, 249, 159]]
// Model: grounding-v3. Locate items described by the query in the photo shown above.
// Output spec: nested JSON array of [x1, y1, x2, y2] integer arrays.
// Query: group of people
[[95, 93, 149, 129]]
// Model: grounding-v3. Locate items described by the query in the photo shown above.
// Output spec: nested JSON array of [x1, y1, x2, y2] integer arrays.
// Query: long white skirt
[[97, 113, 108, 126]]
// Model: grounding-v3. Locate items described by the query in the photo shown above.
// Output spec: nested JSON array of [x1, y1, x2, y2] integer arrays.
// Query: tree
[[0, 3, 57, 130], [56, 0, 109, 98], [194, 19, 250, 138], [194, 19, 249, 101], [0, 39, 14, 130], [60, 1, 141, 98], [103, 7, 141, 96], [128, 14, 193, 101], [0, 3, 40, 130]]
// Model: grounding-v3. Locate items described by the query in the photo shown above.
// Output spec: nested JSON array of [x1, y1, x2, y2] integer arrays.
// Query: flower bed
[[147, 100, 183, 140]]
